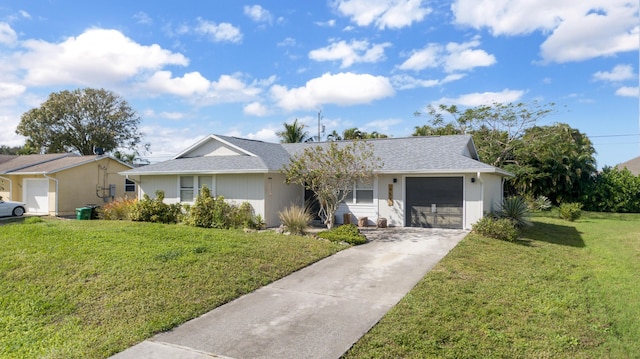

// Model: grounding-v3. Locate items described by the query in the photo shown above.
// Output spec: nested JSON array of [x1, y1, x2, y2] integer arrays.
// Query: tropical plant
[[278, 204, 312, 235], [277, 119, 311, 143], [496, 196, 531, 228], [129, 190, 182, 224]]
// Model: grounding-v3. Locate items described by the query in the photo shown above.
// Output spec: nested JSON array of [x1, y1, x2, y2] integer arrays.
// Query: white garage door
[[24, 179, 49, 214]]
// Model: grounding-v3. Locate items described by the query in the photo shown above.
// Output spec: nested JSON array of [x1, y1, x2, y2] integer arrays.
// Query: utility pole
[[317, 110, 323, 142]]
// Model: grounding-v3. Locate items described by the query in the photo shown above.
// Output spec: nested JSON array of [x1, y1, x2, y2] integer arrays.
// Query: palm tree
[[327, 130, 342, 141], [342, 127, 364, 140], [277, 119, 311, 143]]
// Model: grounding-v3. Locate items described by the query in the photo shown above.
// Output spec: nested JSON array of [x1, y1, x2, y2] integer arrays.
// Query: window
[[198, 176, 213, 195], [342, 180, 374, 204], [180, 176, 194, 202], [125, 179, 136, 192], [355, 181, 373, 203]]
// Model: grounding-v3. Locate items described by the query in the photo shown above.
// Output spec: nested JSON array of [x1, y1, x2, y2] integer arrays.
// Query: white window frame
[[342, 180, 374, 204], [124, 179, 136, 192], [179, 175, 216, 203]]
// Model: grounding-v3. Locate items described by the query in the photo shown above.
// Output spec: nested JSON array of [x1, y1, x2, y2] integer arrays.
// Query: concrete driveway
[[111, 227, 467, 359]]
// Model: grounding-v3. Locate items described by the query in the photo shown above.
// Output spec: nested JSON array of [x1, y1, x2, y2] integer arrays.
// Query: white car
[[0, 200, 26, 217]]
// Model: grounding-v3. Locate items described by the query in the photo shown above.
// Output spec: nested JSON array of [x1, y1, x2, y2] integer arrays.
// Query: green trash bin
[[76, 207, 91, 220]]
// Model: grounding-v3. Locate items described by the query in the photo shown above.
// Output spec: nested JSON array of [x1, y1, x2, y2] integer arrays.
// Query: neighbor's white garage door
[[24, 179, 49, 214]]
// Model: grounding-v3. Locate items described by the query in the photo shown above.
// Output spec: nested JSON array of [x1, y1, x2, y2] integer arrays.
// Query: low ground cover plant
[[317, 224, 367, 245], [0, 219, 344, 358]]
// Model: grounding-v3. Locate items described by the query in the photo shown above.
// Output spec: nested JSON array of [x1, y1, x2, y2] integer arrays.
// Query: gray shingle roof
[[123, 134, 511, 176], [617, 156, 640, 176]]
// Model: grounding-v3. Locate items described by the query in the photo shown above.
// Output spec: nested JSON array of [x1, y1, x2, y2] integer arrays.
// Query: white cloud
[[391, 73, 465, 90], [18, 28, 188, 86], [334, 0, 432, 29], [615, 86, 639, 97], [593, 64, 636, 82], [243, 102, 269, 116], [444, 40, 496, 72], [196, 18, 242, 43], [244, 5, 273, 23], [143, 71, 210, 96], [0, 22, 17, 45], [133, 11, 153, 25], [0, 82, 26, 99], [363, 118, 403, 132], [398, 39, 495, 73], [270, 72, 395, 111], [19, 10, 31, 19], [245, 128, 279, 142], [278, 37, 296, 47], [315, 19, 336, 27], [452, 0, 639, 63], [435, 89, 525, 107], [197, 73, 265, 105], [309, 39, 391, 68]]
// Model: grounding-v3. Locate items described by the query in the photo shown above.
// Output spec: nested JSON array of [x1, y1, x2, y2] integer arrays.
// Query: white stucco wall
[[376, 174, 404, 227], [264, 173, 302, 227]]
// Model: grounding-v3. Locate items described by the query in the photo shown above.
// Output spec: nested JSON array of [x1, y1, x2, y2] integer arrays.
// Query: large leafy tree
[[507, 123, 596, 204], [16, 88, 142, 155], [277, 119, 311, 143], [282, 141, 381, 229], [414, 102, 554, 167], [582, 167, 640, 212]]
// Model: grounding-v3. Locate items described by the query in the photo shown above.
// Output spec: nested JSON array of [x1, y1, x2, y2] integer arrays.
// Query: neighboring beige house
[[616, 156, 640, 176], [0, 154, 134, 216], [122, 134, 513, 230]]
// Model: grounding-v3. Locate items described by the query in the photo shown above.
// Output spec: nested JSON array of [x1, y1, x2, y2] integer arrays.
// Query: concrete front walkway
[[111, 228, 467, 359]]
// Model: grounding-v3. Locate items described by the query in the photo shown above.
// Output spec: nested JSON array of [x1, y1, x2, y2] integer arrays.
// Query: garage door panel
[[25, 179, 49, 214], [406, 177, 463, 229]]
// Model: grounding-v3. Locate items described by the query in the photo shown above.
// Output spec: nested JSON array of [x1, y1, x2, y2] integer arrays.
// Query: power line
[[589, 133, 640, 138]]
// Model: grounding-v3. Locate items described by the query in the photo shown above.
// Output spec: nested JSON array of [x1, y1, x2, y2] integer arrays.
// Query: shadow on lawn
[[518, 221, 585, 248]]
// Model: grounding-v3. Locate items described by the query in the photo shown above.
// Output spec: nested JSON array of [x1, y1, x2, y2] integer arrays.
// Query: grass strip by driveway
[[344, 212, 640, 358], [0, 218, 345, 358]]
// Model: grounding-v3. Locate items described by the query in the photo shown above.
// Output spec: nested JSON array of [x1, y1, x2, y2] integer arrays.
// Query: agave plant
[[497, 196, 532, 228]]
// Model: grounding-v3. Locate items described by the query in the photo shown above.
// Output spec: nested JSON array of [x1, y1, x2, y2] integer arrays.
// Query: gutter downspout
[[0, 176, 12, 200], [43, 173, 59, 216]]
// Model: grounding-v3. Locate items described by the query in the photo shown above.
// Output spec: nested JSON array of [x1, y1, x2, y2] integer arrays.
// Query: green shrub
[[472, 216, 519, 242], [497, 196, 531, 228], [183, 186, 259, 229], [99, 197, 136, 220], [129, 191, 181, 224], [559, 202, 582, 221], [317, 224, 367, 245], [278, 205, 312, 235]]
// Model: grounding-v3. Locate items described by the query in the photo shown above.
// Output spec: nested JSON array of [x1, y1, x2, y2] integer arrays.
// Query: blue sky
[[0, 1, 638, 167]]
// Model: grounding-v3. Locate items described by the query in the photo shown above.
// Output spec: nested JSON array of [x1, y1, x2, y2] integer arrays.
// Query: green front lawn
[[0, 218, 345, 358], [345, 212, 640, 358]]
